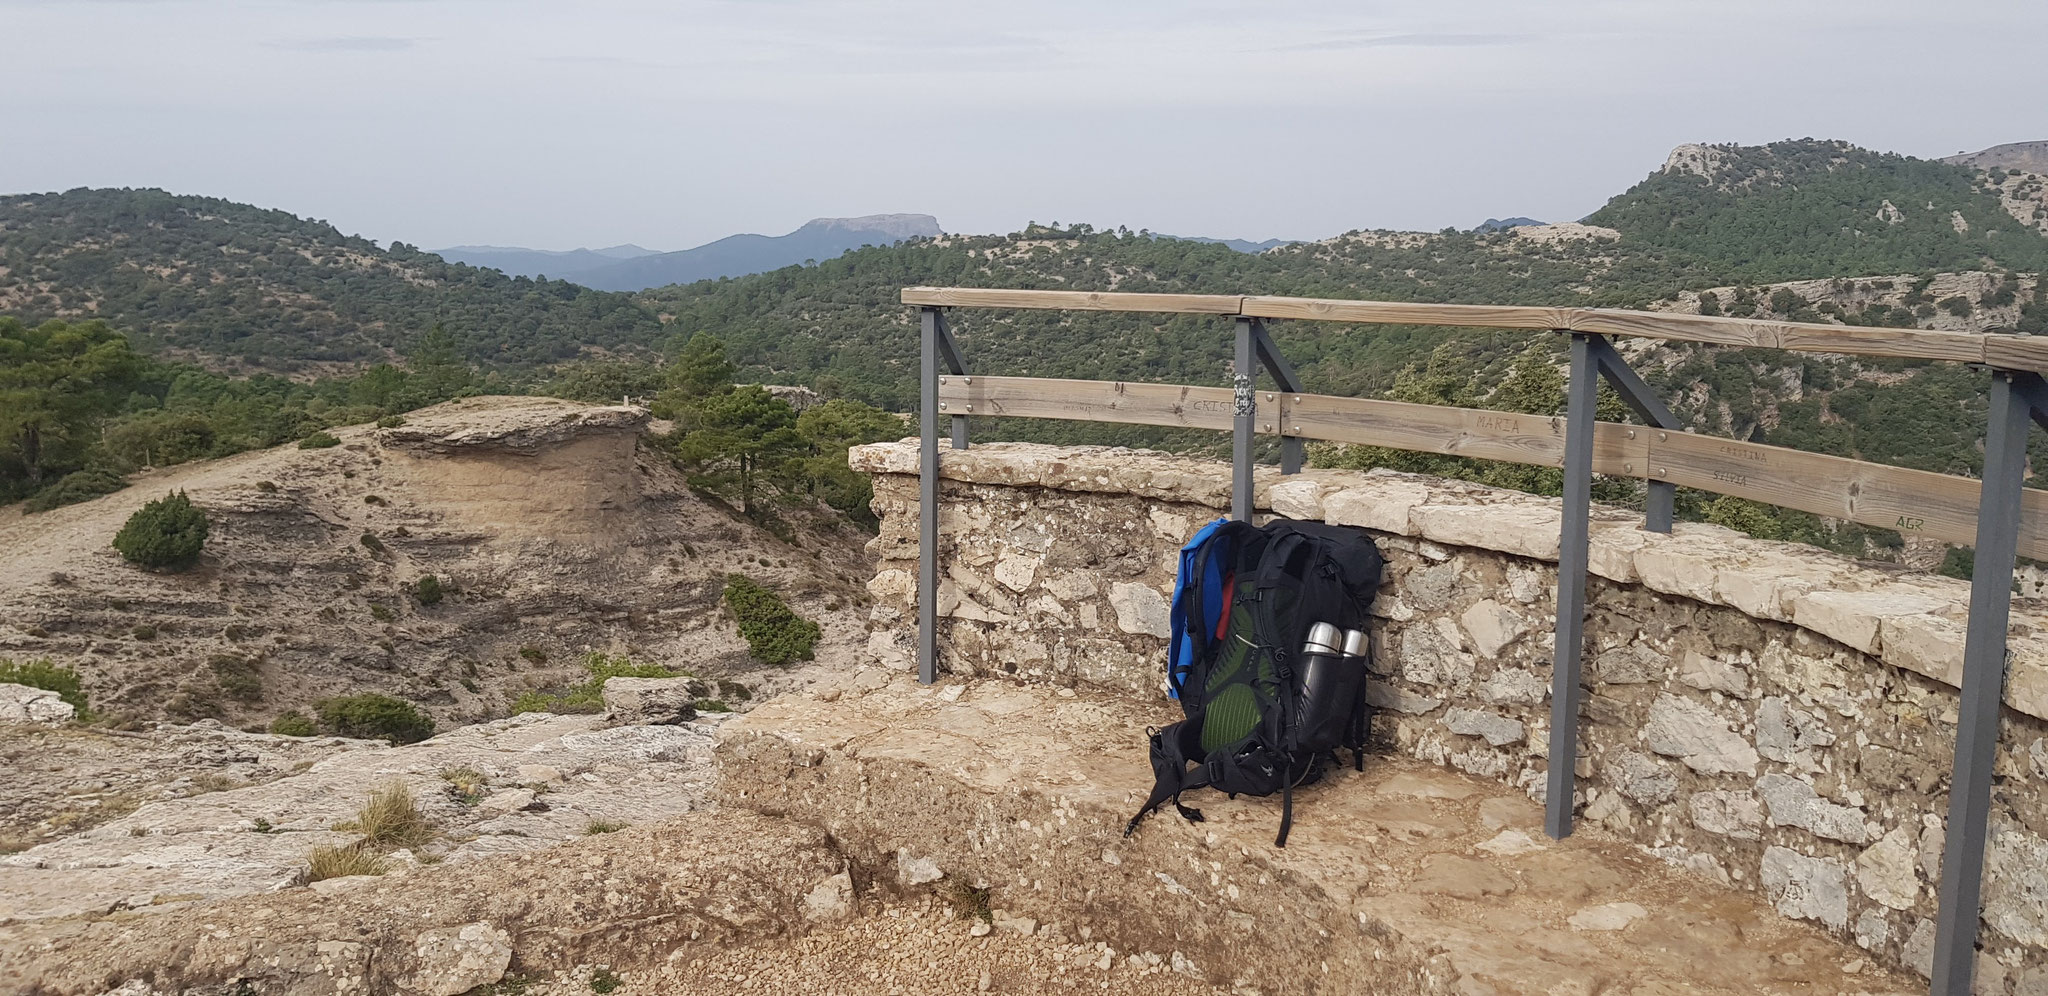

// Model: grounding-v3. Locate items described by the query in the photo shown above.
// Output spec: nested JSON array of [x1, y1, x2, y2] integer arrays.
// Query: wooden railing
[[902, 286, 2048, 369], [900, 285, 2048, 996]]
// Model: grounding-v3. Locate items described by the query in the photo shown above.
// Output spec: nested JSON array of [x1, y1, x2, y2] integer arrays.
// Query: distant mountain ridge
[[435, 214, 942, 291], [1154, 233, 1297, 254], [1475, 217, 1544, 232], [1942, 141, 2048, 175]]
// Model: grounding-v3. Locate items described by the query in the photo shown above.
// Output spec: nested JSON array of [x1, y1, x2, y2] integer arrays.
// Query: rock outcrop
[[0, 396, 873, 729]]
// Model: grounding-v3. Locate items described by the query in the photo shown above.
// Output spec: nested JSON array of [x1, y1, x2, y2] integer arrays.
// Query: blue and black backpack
[[1127, 518, 1385, 846]]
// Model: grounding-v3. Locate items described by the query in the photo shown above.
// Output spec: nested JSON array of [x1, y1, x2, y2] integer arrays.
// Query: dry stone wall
[[853, 439, 2048, 990]]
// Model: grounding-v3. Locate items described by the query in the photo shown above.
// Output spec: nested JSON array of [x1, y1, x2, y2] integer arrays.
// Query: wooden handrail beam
[[939, 374, 2048, 560], [902, 287, 2027, 370]]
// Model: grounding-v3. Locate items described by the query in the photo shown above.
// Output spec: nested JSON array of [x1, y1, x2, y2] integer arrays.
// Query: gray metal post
[[1231, 317, 1258, 520], [1250, 320, 1304, 475], [1585, 337, 1681, 534], [1930, 370, 2035, 995], [917, 307, 942, 684], [1545, 332, 1599, 839]]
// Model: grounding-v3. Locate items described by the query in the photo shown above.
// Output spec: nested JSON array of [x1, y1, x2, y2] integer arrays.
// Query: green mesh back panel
[[1199, 602, 1264, 753]]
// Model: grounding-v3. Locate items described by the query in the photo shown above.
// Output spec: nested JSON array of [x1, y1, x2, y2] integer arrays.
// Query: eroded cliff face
[[0, 396, 874, 731], [852, 439, 2048, 987]]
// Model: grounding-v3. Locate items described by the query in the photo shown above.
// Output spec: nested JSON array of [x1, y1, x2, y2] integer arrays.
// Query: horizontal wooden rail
[[938, 374, 2048, 560], [901, 286, 2043, 371]]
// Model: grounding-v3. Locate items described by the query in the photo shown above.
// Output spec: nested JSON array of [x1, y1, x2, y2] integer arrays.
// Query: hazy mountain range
[[435, 214, 943, 291]]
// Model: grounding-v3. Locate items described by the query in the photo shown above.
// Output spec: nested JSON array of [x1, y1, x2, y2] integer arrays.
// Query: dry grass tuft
[[354, 782, 433, 848], [303, 842, 387, 882], [584, 819, 628, 835]]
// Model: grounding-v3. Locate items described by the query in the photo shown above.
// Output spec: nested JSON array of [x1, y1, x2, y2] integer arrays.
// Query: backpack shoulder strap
[[1125, 719, 1210, 836]]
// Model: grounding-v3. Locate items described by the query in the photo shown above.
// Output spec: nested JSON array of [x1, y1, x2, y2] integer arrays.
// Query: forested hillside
[[0, 189, 662, 372], [8, 139, 2048, 561]]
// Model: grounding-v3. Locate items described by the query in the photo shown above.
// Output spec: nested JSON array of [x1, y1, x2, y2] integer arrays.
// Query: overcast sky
[[4, 0, 2042, 251]]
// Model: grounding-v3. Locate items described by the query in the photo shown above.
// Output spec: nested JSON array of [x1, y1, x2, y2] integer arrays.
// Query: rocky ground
[[0, 396, 874, 732], [0, 701, 733, 923]]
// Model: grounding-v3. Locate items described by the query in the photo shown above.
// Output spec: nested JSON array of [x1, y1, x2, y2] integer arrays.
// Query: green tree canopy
[[0, 317, 141, 489]]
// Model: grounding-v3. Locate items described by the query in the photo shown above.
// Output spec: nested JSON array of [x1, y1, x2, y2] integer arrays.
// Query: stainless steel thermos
[[1294, 622, 1368, 749]]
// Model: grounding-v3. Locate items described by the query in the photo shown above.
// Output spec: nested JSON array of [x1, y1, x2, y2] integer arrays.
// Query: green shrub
[[722, 575, 820, 666], [24, 468, 129, 513], [298, 431, 341, 449], [210, 654, 264, 702], [512, 652, 675, 715], [359, 532, 385, 554], [369, 603, 395, 622], [131, 624, 157, 641], [376, 415, 407, 429], [589, 968, 622, 994], [314, 693, 434, 744], [255, 480, 278, 493], [518, 646, 547, 663], [584, 819, 627, 836], [0, 659, 89, 717], [270, 711, 316, 736], [414, 575, 443, 606], [112, 491, 209, 571]]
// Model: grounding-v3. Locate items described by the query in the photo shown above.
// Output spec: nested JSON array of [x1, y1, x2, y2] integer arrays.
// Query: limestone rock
[[1759, 846, 1850, 930], [1403, 560, 1464, 613], [1459, 600, 1530, 657], [1605, 750, 1677, 805], [1854, 909, 1889, 950], [802, 870, 855, 923], [1443, 708, 1524, 747], [1478, 668, 1547, 707], [1688, 790, 1763, 841], [407, 922, 512, 996], [993, 555, 1039, 592], [1595, 645, 1664, 685], [1986, 825, 2048, 946], [1854, 828, 1921, 911], [1754, 696, 1836, 770], [602, 677, 704, 726], [1791, 589, 1945, 656], [1366, 684, 1443, 715], [896, 848, 944, 886], [1676, 652, 1747, 697], [1757, 774, 1867, 845], [1903, 917, 1936, 978], [0, 683, 74, 725], [1108, 583, 1171, 639], [1567, 901, 1647, 931], [1644, 695, 1758, 775]]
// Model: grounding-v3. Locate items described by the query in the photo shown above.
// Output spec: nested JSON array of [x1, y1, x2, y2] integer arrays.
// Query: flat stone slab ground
[[0, 711, 723, 923], [718, 670, 1922, 996]]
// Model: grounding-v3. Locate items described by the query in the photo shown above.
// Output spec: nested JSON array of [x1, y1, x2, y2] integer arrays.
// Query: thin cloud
[[1279, 32, 1536, 52], [272, 35, 418, 52]]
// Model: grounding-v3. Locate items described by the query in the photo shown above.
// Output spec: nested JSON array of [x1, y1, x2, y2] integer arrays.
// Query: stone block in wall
[[1644, 694, 1758, 775], [1688, 790, 1764, 841], [1321, 482, 1427, 535], [1757, 774, 1869, 845], [1410, 503, 1561, 562], [1856, 828, 1923, 912], [1791, 589, 1947, 657], [1760, 846, 1851, 930]]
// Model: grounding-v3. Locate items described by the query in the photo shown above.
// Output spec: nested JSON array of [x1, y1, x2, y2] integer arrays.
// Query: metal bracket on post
[[917, 305, 970, 687], [1545, 332, 1600, 839], [1250, 319, 1305, 475], [932, 309, 970, 451], [1929, 368, 2048, 996], [1231, 317, 1259, 520], [1584, 336, 1682, 534]]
